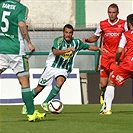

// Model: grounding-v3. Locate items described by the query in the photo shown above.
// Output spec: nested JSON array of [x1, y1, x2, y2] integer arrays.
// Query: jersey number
[[1, 11, 11, 32]]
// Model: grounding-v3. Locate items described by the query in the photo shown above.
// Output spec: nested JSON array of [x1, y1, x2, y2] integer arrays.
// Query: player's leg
[[21, 66, 52, 114], [41, 75, 66, 112], [18, 74, 35, 115], [99, 77, 108, 113], [12, 55, 45, 121], [102, 67, 131, 115], [21, 84, 46, 115], [31, 66, 52, 98], [99, 58, 110, 105], [100, 60, 118, 114], [99, 77, 108, 104], [101, 78, 115, 115], [99, 63, 110, 113]]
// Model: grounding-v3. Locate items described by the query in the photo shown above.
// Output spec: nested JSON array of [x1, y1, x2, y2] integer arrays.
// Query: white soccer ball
[[48, 99, 64, 114]]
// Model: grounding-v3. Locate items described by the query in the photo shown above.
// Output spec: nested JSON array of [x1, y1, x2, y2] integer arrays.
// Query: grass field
[[0, 104, 133, 133]]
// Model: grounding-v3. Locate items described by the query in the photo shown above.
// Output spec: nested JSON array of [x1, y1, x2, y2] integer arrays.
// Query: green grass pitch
[[0, 104, 133, 133]]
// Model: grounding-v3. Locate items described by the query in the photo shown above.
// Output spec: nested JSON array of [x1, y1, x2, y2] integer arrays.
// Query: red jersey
[[118, 29, 133, 71], [110, 29, 133, 86], [95, 18, 127, 58]]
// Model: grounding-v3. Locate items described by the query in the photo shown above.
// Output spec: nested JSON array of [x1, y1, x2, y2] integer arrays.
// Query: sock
[[44, 86, 60, 103], [21, 86, 34, 115], [104, 86, 115, 111], [32, 88, 38, 98], [101, 87, 106, 93], [100, 87, 106, 100]]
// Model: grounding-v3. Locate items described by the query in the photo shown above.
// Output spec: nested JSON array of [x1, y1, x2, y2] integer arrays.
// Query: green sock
[[101, 87, 106, 93], [100, 87, 106, 99], [21, 86, 34, 115], [32, 88, 38, 98], [44, 86, 60, 103]]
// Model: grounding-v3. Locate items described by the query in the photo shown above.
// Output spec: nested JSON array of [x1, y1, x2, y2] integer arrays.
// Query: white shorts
[[38, 66, 68, 86], [0, 54, 29, 76]]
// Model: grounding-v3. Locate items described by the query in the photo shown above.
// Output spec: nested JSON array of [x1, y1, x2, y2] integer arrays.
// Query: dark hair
[[63, 24, 74, 31], [108, 3, 119, 13], [127, 14, 133, 26]]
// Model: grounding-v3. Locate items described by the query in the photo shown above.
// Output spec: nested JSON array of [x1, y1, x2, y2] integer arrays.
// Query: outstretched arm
[[88, 45, 108, 53], [82, 35, 100, 43]]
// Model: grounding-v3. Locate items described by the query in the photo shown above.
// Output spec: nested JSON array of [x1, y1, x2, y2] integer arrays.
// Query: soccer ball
[[48, 99, 64, 114]]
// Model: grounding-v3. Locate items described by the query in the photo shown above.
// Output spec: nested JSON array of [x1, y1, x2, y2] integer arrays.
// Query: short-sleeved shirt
[[0, 0, 28, 55], [95, 18, 127, 58], [110, 29, 133, 86], [45, 36, 90, 73], [117, 29, 133, 71], [95, 18, 127, 77]]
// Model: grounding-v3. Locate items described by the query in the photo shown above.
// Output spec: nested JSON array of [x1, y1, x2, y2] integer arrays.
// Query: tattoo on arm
[[19, 25, 31, 43]]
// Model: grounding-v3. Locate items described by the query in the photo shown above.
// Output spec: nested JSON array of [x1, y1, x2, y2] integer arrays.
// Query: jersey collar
[[108, 18, 119, 26]]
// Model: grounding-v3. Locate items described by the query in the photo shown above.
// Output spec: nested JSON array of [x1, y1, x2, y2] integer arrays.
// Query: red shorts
[[100, 57, 117, 78], [110, 66, 133, 86]]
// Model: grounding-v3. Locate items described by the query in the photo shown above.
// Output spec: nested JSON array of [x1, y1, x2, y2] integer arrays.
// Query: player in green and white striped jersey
[[0, 0, 45, 122], [21, 24, 107, 114]]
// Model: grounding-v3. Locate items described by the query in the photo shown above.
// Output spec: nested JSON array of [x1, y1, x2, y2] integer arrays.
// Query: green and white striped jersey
[[0, 0, 28, 55], [46, 36, 90, 73]]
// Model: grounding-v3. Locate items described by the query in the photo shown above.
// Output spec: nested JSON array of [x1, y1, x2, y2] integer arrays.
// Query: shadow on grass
[[114, 110, 133, 114]]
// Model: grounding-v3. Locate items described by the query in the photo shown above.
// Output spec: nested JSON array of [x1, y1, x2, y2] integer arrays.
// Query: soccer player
[[82, 3, 128, 112], [102, 13, 133, 115], [0, 0, 45, 122], [21, 24, 107, 114]]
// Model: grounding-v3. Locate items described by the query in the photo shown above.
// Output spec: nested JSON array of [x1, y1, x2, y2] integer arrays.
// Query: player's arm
[[52, 38, 75, 55], [83, 35, 99, 43], [88, 45, 108, 53], [18, 22, 35, 52], [115, 47, 123, 62], [82, 23, 101, 43], [79, 39, 108, 53], [53, 47, 75, 55], [18, 22, 30, 43], [115, 33, 127, 64]]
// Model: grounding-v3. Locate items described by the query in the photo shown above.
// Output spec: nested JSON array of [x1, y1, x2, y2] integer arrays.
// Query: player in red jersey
[[82, 3, 128, 112], [101, 14, 133, 115]]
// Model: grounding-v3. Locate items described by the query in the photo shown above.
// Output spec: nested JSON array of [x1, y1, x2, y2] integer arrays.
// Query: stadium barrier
[[0, 68, 82, 105]]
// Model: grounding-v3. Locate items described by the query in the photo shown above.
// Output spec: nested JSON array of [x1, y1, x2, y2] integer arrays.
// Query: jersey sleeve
[[78, 39, 90, 50], [17, 6, 27, 23], [124, 22, 128, 31], [53, 37, 63, 49], [94, 23, 102, 36], [118, 33, 127, 48]]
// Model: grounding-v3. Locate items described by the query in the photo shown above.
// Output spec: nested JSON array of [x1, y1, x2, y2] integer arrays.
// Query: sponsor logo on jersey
[[105, 33, 121, 37], [62, 51, 72, 59]]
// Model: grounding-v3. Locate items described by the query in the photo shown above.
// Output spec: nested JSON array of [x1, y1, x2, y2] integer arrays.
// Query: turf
[[0, 104, 133, 133]]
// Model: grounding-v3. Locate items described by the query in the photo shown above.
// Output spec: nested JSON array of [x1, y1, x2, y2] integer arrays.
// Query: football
[[48, 99, 64, 114]]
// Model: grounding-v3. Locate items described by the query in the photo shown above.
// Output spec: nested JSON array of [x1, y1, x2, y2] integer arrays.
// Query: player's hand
[[99, 48, 108, 53], [67, 46, 75, 52], [82, 38, 88, 42], [28, 43, 35, 52]]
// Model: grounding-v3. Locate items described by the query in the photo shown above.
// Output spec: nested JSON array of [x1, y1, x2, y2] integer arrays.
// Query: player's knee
[[100, 82, 107, 88]]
